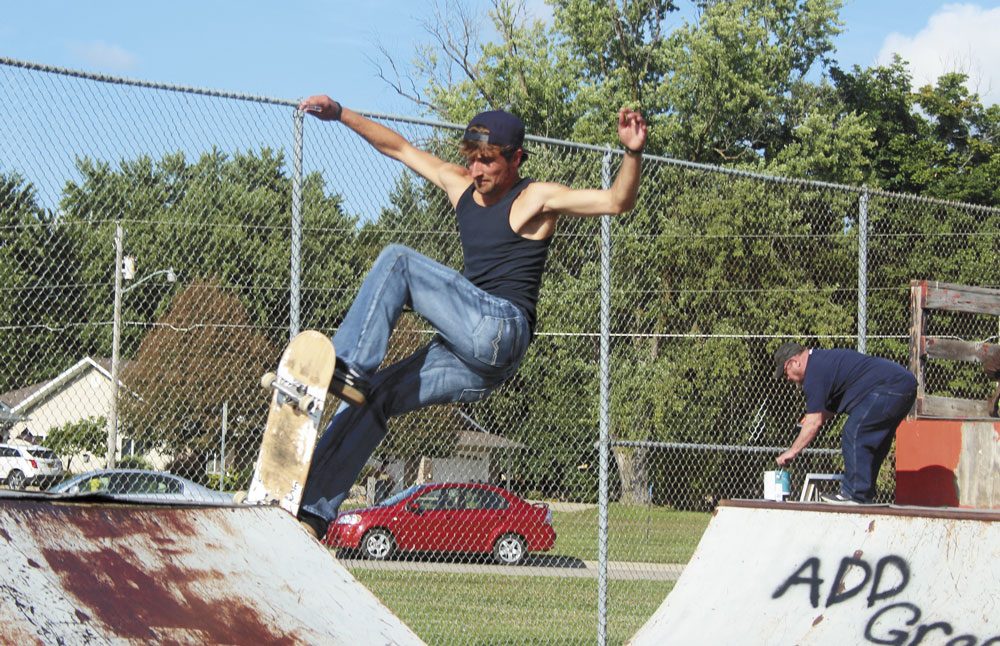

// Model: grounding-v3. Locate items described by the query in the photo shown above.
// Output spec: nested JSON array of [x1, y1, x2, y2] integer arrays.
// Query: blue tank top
[[455, 178, 552, 333]]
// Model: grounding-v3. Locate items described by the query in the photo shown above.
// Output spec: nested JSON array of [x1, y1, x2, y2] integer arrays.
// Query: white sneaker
[[821, 492, 861, 505]]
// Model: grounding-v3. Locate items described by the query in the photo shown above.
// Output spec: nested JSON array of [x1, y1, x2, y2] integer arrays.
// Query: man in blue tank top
[[773, 342, 917, 504], [293, 94, 647, 538]]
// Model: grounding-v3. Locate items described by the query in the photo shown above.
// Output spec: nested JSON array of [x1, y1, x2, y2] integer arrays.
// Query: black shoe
[[330, 357, 370, 406], [298, 511, 329, 541], [820, 492, 862, 505]]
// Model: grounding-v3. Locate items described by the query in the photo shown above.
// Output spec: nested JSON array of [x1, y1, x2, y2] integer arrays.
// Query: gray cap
[[773, 342, 806, 379]]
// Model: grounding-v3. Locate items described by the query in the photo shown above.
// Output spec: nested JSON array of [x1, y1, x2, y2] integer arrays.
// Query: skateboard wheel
[[298, 394, 316, 413], [261, 372, 277, 390]]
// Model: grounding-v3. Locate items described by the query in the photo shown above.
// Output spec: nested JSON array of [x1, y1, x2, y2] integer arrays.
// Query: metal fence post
[[290, 107, 304, 340], [220, 401, 227, 491], [597, 150, 613, 646], [857, 186, 869, 353]]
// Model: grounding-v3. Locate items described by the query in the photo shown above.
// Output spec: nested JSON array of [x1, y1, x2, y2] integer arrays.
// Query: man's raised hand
[[618, 108, 647, 153]]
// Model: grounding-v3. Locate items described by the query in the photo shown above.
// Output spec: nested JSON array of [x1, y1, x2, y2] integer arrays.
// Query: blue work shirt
[[802, 349, 917, 415]]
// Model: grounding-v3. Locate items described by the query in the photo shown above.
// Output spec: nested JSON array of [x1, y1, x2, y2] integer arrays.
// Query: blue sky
[[3, 1, 999, 110]]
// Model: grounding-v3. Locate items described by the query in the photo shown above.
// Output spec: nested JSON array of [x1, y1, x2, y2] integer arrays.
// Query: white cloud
[[68, 40, 140, 73], [876, 3, 1000, 106]]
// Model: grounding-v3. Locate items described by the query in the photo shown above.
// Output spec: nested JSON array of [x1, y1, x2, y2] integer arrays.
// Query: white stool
[[799, 473, 843, 502]]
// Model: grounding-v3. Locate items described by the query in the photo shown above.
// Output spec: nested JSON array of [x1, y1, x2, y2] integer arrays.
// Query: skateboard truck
[[261, 372, 317, 414]]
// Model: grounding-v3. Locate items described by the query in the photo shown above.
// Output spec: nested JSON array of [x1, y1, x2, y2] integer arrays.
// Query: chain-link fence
[[3, 57, 1000, 645]]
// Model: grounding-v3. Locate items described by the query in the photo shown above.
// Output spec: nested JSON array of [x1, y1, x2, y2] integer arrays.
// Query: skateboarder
[[295, 95, 647, 537], [773, 342, 917, 504]]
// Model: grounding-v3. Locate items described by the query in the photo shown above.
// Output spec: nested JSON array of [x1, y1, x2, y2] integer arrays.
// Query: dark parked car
[[325, 482, 556, 565]]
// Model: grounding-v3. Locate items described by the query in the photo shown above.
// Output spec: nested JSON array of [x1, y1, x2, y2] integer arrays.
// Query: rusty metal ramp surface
[[0, 495, 425, 645], [627, 500, 1000, 645]]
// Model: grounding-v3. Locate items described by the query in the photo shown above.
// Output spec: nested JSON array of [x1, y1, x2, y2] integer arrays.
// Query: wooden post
[[908, 280, 926, 418]]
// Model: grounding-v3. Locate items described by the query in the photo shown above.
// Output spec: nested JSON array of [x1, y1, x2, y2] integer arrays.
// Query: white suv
[[0, 444, 64, 490]]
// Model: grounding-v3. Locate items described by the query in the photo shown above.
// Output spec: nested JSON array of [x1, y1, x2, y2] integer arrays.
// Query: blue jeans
[[840, 387, 916, 502], [300, 245, 532, 522]]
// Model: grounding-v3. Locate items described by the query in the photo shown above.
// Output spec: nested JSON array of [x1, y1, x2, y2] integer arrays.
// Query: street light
[[107, 224, 176, 468], [123, 266, 176, 295]]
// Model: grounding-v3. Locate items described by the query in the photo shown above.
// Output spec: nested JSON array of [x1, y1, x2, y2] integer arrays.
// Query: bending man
[[773, 342, 917, 504]]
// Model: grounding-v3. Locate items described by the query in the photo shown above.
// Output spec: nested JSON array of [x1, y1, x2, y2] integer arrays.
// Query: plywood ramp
[[627, 499, 1000, 645], [0, 496, 425, 645]]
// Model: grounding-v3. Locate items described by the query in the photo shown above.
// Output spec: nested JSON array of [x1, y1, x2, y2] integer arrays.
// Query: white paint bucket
[[763, 470, 791, 501]]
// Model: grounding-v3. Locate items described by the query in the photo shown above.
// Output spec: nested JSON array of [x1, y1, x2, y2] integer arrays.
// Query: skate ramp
[[627, 499, 1000, 645], [0, 495, 425, 645]]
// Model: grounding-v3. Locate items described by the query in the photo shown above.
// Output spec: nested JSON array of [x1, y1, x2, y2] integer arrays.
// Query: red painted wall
[[895, 418, 1000, 508]]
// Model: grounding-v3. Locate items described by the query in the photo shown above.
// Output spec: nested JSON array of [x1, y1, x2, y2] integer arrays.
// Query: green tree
[[829, 58, 923, 191], [656, 0, 844, 164], [0, 172, 83, 392], [121, 279, 279, 480], [907, 73, 1000, 205], [764, 84, 874, 185], [831, 61, 1000, 401], [381, 0, 585, 138], [832, 59, 1000, 204], [57, 148, 360, 360], [44, 416, 107, 466]]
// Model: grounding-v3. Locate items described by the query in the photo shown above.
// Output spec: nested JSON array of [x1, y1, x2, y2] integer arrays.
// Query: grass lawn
[[550, 503, 712, 563], [343, 503, 712, 644], [356, 569, 675, 646]]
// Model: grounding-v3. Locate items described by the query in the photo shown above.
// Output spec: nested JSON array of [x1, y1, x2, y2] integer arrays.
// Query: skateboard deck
[[246, 330, 336, 516]]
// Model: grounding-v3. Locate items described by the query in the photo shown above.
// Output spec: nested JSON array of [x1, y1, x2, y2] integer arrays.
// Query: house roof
[[456, 430, 525, 450], [0, 383, 43, 409], [1, 357, 116, 412], [444, 407, 526, 450], [0, 401, 22, 423]]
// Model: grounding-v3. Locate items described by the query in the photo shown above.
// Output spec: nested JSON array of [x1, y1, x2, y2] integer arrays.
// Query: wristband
[[332, 101, 343, 121], [625, 146, 643, 157]]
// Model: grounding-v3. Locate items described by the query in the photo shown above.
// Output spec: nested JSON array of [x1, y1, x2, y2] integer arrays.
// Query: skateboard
[[245, 330, 336, 516]]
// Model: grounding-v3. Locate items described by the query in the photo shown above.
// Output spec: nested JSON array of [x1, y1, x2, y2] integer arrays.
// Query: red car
[[324, 482, 556, 565]]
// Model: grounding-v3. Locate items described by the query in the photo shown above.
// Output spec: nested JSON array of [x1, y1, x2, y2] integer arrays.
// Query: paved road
[[340, 555, 684, 581], [335, 501, 685, 580]]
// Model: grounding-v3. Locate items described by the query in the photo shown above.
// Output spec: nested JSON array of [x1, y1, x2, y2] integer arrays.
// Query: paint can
[[763, 470, 791, 501]]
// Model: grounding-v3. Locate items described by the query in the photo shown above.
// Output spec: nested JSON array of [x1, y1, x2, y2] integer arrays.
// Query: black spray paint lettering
[[772, 555, 909, 609], [864, 602, 1000, 646], [772, 557, 1000, 645]]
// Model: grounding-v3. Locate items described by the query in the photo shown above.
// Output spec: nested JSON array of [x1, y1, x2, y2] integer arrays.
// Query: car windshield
[[50, 473, 109, 494], [378, 484, 424, 507], [112, 472, 182, 495], [52, 471, 147, 495], [27, 448, 57, 460]]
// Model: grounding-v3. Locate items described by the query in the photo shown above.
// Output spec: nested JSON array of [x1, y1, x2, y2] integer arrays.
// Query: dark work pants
[[840, 387, 916, 502]]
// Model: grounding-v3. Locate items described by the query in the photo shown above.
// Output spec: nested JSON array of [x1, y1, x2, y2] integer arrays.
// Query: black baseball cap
[[464, 110, 528, 155], [773, 342, 806, 379]]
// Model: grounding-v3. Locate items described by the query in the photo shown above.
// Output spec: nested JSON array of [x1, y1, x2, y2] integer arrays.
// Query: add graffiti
[[772, 554, 1000, 645]]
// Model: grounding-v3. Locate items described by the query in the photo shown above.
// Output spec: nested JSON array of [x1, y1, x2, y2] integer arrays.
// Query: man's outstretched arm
[[533, 107, 648, 218], [299, 95, 472, 205]]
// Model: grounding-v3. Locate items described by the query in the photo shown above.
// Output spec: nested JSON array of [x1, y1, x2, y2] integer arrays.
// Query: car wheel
[[361, 528, 395, 560], [493, 533, 526, 565], [7, 470, 25, 490]]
